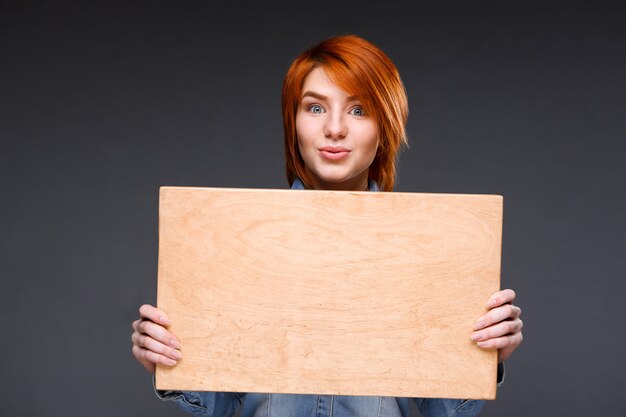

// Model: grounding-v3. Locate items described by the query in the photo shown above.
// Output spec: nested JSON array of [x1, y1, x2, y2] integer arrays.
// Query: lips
[[319, 146, 350, 161]]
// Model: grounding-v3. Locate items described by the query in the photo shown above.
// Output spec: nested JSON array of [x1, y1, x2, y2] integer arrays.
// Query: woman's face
[[296, 67, 379, 191]]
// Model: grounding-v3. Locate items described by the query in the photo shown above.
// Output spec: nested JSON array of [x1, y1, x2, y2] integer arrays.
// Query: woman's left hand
[[471, 289, 523, 362]]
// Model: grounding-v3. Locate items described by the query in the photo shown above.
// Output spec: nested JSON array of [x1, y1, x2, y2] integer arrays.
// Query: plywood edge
[[155, 364, 499, 399], [158, 185, 504, 201]]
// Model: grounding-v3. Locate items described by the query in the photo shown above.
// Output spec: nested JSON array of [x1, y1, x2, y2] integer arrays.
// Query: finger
[[139, 304, 171, 326], [132, 344, 176, 370], [132, 345, 156, 373], [486, 289, 516, 308], [477, 331, 523, 350], [499, 332, 524, 362], [131, 319, 145, 332], [137, 319, 181, 349], [471, 319, 523, 342], [144, 348, 178, 366], [132, 331, 182, 361], [474, 304, 521, 330]]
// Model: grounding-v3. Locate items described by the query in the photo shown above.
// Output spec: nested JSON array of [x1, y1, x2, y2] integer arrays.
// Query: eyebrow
[[301, 91, 358, 102]]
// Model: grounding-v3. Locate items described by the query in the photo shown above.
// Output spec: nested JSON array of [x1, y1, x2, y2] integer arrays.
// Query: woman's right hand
[[131, 304, 182, 374]]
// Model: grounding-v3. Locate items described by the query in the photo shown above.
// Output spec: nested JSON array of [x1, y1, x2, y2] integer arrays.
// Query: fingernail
[[470, 332, 482, 341], [477, 341, 489, 348], [170, 338, 181, 349], [474, 321, 485, 330], [159, 316, 171, 325], [164, 358, 177, 366], [171, 350, 182, 360], [487, 298, 498, 308]]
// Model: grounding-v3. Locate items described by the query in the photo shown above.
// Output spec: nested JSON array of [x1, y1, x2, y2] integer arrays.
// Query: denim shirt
[[156, 178, 488, 417]]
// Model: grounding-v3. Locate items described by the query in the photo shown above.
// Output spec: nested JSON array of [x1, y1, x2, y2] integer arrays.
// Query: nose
[[323, 111, 347, 139]]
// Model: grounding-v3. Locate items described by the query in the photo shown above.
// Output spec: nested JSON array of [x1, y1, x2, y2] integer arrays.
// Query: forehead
[[301, 67, 354, 99]]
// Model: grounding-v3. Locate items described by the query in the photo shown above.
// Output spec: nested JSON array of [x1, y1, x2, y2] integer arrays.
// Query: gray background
[[1, 1, 625, 416]]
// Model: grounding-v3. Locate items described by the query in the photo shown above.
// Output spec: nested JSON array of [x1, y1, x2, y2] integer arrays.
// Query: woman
[[131, 34, 523, 417]]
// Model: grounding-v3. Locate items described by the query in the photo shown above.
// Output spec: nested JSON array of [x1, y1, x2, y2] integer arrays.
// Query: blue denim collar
[[291, 178, 380, 192]]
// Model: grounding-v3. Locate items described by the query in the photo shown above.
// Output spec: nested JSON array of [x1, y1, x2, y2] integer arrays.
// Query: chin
[[319, 174, 352, 184]]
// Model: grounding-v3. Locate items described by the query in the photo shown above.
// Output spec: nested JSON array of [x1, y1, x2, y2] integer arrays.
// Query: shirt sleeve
[[152, 377, 243, 417], [414, 362, 505, 416], [414, 398, 485, 417], [497, 362, 505, 387]]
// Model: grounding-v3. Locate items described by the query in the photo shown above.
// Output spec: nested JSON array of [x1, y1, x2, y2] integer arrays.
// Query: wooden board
[[155, 186, 503, 400]]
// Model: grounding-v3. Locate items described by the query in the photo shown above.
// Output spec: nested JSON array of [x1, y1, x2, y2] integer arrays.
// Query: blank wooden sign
[[155, 186, 503, 400]]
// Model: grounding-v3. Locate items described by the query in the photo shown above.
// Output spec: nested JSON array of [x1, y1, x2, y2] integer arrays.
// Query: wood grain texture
[[155, 186, 503, 400]]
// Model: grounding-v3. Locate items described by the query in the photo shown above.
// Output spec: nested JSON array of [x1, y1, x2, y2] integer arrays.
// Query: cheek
[[295, 113, 305, 137], [372, 134, 380, 152], [295, 116, 316, 149], [369, 124, 380, 155], [356, 123, 380, 154], [363, 131, 380, 166], [368, 139, 380, 164]]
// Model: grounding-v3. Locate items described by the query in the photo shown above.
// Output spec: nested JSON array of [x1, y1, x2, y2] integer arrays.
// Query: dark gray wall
[[1, 1, 624, 416]]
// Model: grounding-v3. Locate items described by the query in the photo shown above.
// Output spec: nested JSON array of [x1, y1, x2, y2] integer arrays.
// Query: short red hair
[[282, 34, 409, 191]]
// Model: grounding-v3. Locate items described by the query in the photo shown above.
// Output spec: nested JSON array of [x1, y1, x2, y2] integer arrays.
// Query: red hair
[[282, 34, 409, 191]]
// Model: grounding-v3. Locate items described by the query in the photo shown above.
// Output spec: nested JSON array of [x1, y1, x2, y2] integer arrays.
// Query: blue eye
[[350, 107, 365, 116], [308, 104, 325, 114]]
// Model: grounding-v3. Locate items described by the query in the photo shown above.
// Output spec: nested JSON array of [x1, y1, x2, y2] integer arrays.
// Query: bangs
[[314, 60, 380, 121]]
